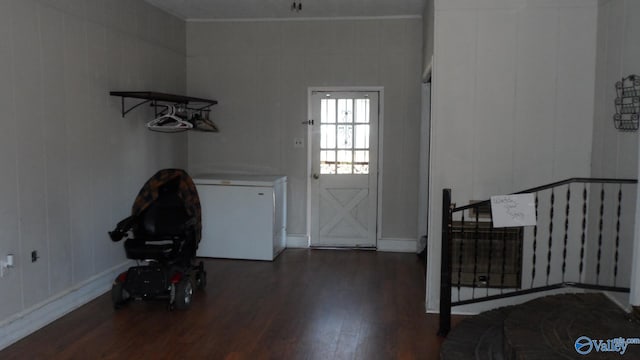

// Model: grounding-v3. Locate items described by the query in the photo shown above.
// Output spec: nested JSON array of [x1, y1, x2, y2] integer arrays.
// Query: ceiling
[[144, 0, 425, 20]]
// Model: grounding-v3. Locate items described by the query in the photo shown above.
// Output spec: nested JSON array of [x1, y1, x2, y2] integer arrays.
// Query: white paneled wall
[[426, 0, 599, 312], [0, 0, 187, 324], [592, 0, 639, 179], [422, 0, 434, 79], [186, 18, 423, 239], [592, 0, 640, 307]]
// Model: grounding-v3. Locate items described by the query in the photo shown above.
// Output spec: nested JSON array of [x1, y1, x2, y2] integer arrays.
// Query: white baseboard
[[286, 236, 417, 252], [286, 234, 309, 248], [0, 260, 133, 351], [377, 238, 417, 253]]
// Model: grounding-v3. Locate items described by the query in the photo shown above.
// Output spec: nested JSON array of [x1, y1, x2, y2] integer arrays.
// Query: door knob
[[313, 173, 319, 179]]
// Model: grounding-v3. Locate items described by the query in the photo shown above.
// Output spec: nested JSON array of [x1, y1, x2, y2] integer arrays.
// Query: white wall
[[422, 0, 435, 80], [186, 18, 423, 241], [426, 0, 599, 312], [591, 0, 639, 179], [0, 0, 187, 325], [591, 0, 640, 306]]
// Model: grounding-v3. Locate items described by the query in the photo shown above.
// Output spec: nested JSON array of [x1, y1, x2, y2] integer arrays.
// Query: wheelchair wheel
[[111, 282, 129, 309], [195, 262, 207, 290], [174, 278, 193, 310]]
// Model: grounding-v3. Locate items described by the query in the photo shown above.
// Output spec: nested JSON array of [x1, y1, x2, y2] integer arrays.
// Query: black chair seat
[[125, 238, 178, 260]]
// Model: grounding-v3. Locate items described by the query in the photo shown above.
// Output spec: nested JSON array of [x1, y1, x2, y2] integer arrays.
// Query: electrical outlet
[[294, 138, 304, 148], [31, 250, 39, 263]]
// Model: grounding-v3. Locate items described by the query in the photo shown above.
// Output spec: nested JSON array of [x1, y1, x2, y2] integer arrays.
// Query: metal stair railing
[[438, 178, 638, 336]]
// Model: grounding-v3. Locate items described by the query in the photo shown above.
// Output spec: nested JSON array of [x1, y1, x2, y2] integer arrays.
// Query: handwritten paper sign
[[490, 194, 537, 228]]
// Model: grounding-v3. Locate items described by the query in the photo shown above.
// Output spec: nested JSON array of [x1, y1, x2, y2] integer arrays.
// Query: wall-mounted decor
[[290, 1, 302, 12], [614, 75, 639, 131]]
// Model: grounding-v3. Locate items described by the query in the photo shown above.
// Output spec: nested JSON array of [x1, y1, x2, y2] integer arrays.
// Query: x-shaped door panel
[[320, 188, 369, 238]]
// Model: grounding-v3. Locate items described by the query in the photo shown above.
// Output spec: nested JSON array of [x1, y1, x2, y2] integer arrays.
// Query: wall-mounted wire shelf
[[109, 91, 219, 133], [110, 91, 218, 118], [614, 75, 640, 131]]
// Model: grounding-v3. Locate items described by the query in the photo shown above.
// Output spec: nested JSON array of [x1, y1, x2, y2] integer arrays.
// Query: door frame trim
[[305, 86, 385, 247]]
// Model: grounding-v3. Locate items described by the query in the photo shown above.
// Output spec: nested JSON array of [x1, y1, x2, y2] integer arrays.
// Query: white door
[[309, 90, 379, 247]]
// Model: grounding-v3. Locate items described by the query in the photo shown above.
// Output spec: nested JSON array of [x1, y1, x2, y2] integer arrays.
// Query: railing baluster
[[516, 227, 523, 290], [500, 229, 507, 294], [547, 189, 555, 286], [614, 185, 622, 287], [472, 210, 480, 299], [438, 189, 453, 337], [596, 185, 605, 285], [562, 184, 570, 282], [531, 193, 538, 288], [487, 214, 494, 297], [457, 213, 465, 302], [579, 184, 587, 280]]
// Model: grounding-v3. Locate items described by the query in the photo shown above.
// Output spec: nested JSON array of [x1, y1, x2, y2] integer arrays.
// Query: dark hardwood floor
[[0, 249, 464, 359]]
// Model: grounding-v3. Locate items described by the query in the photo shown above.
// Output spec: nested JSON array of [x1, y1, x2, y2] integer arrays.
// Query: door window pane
[[337, 150, 352, 174], [355, 99, 370, 123], [321, 151, 336, 174], [337, 125, 353, 149], [354, 151, 369, 174], [321, 125, 336, 149], [354, 124, 369, 149], [321, 99, 336, 123], [337, 99, 353, 123]]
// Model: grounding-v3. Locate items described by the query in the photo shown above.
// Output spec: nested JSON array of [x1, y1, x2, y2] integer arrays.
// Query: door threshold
[[309, 246, 377, 251]]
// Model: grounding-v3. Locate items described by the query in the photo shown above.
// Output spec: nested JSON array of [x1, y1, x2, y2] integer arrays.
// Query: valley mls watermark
[[575, 336, 640, 355]]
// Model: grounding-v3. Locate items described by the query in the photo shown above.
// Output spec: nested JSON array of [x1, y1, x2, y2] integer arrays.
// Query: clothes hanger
[[146, 105, 193, 132], [190, 111, 219, 132]]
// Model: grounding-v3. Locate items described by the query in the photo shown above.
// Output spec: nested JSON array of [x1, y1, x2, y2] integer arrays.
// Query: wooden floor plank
[[0, 249, 464, 359]]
